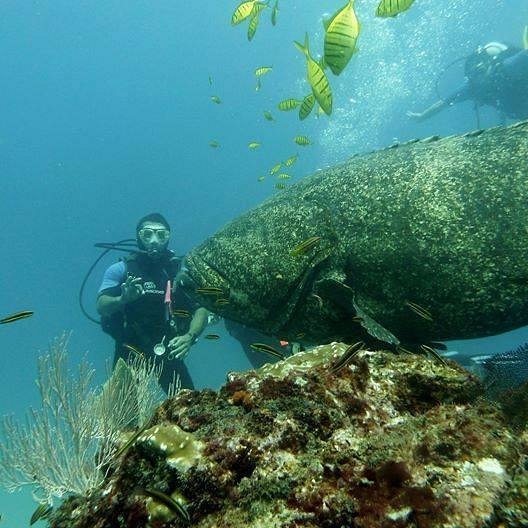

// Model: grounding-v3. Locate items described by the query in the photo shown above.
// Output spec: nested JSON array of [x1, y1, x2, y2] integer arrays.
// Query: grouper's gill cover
[[185, 194, 338, 335], [184, 120, 528, 345]]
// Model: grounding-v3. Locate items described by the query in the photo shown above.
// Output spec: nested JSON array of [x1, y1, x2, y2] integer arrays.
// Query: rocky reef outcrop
[[50, 343, 528, 528]]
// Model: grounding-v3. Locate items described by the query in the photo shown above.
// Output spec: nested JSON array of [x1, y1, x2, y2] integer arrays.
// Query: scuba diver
[[95, 213, 208, 391], [408, 42, 528, 124]]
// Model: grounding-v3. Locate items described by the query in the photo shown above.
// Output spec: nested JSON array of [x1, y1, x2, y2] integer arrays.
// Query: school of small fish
[[207, 0, 418, 191]]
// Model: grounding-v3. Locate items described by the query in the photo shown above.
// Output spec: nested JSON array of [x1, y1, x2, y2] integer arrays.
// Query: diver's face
[[138, 221, 170, 258]]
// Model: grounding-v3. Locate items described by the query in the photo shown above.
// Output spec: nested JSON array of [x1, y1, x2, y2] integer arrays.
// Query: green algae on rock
[[49, 343, 528, 528]]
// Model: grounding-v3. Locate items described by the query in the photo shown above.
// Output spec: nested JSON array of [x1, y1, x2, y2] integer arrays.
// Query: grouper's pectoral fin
[[353, 301, 400, 345], [316, 277, 400, 346]]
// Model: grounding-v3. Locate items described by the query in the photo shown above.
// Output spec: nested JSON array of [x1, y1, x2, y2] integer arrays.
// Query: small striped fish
[[294, 135, 311, 146], [299, 94, 316, 120], [247, 11, 260, 41], [294, 34, 333, 115], [324, 0, 360, 76], [255, 66, 272, 77], [0, 310, 33, 324], [231, 0, 256, 25], [284, 154, 298, 167], [250, 342, 285, 359], [375, 0, 415, 18], [290, 236, 321, 257], [278, 98, 302, 111]]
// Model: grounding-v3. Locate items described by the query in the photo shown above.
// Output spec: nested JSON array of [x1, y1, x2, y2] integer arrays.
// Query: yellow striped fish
[[257, 175, 266, 182], [420, 344, 447, 366], [196, 287, 224, 296], [375, 0, 415, 17], [330, 341, 365, 374], [294, 34, 333, 115], [209, 140, 220, 148], [255, 66, 272, 77], [251, 1, 269, 16], [299, 93, 316, 120], [30, 504, 53, 525], [231, 1, 256, 25], [248, 142, 261, 149], [524, 26, 528, 49], [294, 135, 311, 146], [290, 236, 321, 256], [0, 310, 33, 324], [271, 0, 279, 25], [275, 182, 287, 190], [405, 301, 433, 321], [211, 95, 222, 104], [323, 0, 360, 76], [278, 98, 302, 111], [142, 488, 190, 525], [250, 342, 285, 359], [172, 309, 191, 318], [215, 298, 231, 305], [270, 163, 281, 174], [277, 173, 291, 180], [284, 154, 298, 167], [247, 11, 260, 41], [263, 111, 274, 121]]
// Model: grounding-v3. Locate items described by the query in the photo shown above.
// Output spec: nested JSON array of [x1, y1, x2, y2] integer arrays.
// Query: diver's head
[[465, 41, 508, 80], [136, 213, 171, 259], [481, 41, 508, 58]]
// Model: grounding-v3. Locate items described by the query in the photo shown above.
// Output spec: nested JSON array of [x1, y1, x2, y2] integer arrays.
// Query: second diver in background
[[408, 41, 528, 123]]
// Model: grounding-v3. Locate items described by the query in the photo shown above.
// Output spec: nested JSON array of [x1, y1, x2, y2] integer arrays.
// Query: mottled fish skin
[[181, 120, 528, 344]]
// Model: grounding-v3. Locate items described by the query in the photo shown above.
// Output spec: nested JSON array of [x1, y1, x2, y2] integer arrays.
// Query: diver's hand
[[168, 333, 195, 360], [120, 275, 144, 304], [406, 110, 424, 121]]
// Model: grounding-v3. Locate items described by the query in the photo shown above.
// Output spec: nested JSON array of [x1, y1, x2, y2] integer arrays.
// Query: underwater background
[[1, 0, 527, 524]]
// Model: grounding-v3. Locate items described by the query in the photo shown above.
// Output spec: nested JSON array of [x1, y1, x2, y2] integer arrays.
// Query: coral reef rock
[[50, 343, 528, 528]]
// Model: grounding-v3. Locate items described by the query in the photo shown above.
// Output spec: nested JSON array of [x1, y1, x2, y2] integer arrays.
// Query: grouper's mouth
[[180, 253, 269, 325], [179, 254, 232, 309]]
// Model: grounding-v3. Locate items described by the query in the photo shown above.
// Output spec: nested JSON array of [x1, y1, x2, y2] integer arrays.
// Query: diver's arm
[[96, 294, 125, 317], [168, 307, 209, 359], [407, 99, 449, 121], [96, 275, 144, 317], [187, 307, 209, 339], [408, 81, 471, 121]]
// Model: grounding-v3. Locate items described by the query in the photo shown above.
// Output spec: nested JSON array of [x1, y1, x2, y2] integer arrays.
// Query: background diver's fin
[[316, 278, 400, 345]]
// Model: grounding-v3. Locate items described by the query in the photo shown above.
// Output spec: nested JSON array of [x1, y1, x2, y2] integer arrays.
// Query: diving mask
[[138, 228, 171, 244]]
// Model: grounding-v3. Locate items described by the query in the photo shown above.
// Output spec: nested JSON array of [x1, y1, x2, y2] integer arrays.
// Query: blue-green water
[[1, 0, 527, 524]]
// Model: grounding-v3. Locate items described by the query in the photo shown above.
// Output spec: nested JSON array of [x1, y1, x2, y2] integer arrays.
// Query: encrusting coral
[[49, 343, 528, 528]]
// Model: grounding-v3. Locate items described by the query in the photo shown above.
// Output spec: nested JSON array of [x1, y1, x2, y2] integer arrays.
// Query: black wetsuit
[[445, 48, 528, 119], [99, 251, 196, 391]]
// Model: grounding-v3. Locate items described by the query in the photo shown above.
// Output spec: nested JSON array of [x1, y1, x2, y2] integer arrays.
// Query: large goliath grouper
[[180, 120, 528, 348]]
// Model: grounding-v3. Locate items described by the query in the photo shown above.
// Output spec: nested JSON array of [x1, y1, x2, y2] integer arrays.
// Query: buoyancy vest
[[101, 251, 191, 352]]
